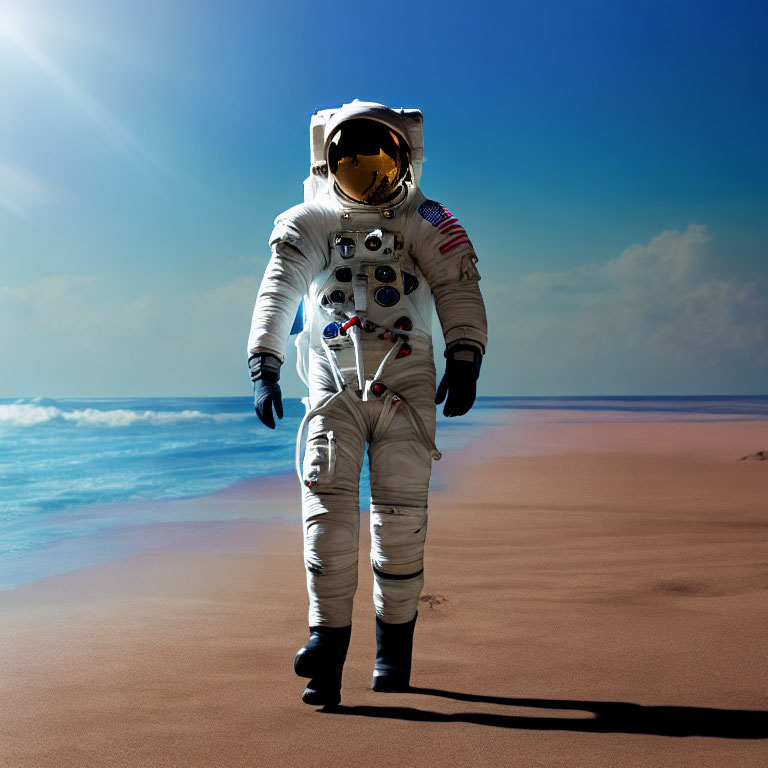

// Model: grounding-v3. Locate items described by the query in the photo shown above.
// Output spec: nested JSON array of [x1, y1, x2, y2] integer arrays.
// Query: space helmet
[[326, 118, 409, 205], [324, 103, 412, 205]]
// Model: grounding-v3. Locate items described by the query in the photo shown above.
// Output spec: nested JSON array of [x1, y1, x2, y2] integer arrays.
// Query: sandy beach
[[1, 411, 767, 767]]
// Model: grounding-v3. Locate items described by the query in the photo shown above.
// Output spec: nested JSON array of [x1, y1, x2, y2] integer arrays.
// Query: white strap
[[396, 393, 442, 461], [348, 324, 366, 392], [294, 390, 343, 483], [321, 339, 346, 392]]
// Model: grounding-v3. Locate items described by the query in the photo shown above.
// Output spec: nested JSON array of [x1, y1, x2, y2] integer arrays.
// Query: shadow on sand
[[324, 687, 768, 739]]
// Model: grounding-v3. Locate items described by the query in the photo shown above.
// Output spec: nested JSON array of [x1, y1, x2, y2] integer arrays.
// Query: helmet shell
[[305, 101, 424, 202]]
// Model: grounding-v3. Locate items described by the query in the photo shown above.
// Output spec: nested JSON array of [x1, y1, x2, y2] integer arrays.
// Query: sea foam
[[0, 402, 248, 427]]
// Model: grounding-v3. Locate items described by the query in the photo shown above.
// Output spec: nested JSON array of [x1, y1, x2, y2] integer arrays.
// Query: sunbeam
[[0, 9, 154, 166]]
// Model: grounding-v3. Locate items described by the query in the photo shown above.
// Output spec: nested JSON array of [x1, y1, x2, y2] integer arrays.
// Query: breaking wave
[[0, 401, 249, 428]]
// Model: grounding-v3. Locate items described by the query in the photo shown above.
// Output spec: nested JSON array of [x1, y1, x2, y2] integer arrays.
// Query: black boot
[[371, 614, 417, 692], [294, 624, 352, 706]]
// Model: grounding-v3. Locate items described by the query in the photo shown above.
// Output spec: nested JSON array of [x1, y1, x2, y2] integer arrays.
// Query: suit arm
[[415, 218, 488, 352], [247, 215, 326, 363]]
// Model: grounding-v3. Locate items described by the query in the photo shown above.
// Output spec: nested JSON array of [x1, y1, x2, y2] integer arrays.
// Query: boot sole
[[302, 679, 341, 706], [371, 674, 410, 693]]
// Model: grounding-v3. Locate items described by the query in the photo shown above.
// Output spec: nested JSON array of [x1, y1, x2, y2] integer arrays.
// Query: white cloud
[[0, 274, 263, 396], [485, 225, 767, 394]]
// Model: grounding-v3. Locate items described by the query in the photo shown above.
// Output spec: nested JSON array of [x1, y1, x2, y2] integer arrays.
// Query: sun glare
[[0, 7, 152, 166]]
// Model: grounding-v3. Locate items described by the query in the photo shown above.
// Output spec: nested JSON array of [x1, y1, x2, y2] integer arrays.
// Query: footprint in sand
[[419, 593, 449, 610], [739, 450, 768, 461]]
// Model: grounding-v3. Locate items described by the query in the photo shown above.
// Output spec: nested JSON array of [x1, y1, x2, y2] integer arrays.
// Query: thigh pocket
[[303, 430, 336, 490]]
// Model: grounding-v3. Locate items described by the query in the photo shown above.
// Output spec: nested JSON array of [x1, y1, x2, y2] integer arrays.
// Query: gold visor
[[328, 119, 407, 204]]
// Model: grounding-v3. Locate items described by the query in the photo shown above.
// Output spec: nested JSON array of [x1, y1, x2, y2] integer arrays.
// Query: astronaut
[[247, 100, 487, 706]]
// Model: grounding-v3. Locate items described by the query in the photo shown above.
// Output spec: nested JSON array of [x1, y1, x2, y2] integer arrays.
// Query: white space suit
[[247, 101, 487, 704]]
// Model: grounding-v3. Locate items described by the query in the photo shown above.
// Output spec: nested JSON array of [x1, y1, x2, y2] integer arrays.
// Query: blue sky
[[1, 0, 766, 396]]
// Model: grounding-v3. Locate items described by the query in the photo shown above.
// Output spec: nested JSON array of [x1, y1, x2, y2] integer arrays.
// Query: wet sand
[[1, 411, 767, 767]]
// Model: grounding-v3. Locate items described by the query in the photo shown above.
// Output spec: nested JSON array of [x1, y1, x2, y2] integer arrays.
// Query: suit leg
[[301, 404, 366, 627]]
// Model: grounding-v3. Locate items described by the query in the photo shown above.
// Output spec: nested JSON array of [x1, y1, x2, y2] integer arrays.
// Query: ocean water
[[1, 394, 766, 589]]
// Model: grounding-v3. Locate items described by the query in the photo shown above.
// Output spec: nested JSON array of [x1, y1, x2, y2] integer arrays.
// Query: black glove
[[435, 344, 483, 417], [249, 353, 283, 429]]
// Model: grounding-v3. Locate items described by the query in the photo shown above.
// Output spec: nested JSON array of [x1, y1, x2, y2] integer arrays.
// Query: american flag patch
[[418, 199, 472, 254]]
